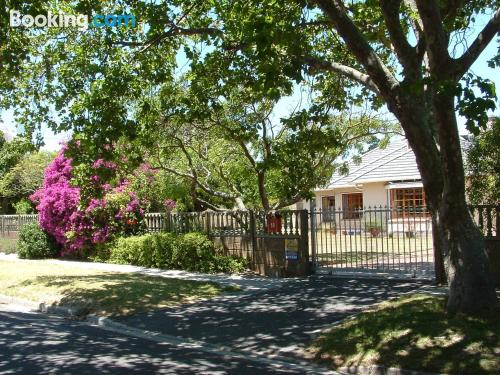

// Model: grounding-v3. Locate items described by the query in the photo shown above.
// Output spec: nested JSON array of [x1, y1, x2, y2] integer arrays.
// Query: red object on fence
[[266, 214, 282, 234]]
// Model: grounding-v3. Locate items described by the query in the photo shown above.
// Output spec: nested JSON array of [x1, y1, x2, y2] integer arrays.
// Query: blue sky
[[1, 20, 498, 151]]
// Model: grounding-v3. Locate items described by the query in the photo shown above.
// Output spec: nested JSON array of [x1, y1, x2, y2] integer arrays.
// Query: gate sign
[[285, 239, 299, 260]]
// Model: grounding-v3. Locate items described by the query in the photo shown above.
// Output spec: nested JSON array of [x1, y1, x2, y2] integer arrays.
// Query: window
[[390, 188, 427, 218], [322, 196, 336, 222], [342, 193, 363, 219], [322, 196, 335, 210]]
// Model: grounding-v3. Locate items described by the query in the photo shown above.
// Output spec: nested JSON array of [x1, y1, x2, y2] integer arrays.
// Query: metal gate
[[310, 207, 435, 278]]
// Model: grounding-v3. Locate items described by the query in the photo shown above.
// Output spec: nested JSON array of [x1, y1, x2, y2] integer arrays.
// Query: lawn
[[307, 294, 500, 375], [0, 237, 18, 254], [0, 259, 238, 317]]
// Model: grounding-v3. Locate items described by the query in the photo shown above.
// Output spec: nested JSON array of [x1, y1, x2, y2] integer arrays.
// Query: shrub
[[31, 148, 147, 255], [109, 232, 177, 269], [171, 233, 217, 272], [17, 222, 59, 259], [107, 232, 247, 274]]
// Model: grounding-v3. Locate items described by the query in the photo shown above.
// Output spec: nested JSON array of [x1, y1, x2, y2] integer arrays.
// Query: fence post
[[309, 200, 317, 269], [486, 206, 493, 237], [205, 212, 211, 236], [299, 209, 311, 274], [249, 210, 257, 256]]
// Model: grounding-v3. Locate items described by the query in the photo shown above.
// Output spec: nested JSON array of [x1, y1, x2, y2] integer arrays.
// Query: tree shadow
[[0, 310, 304, 374], [116, 277, 432, 362], [15, 273, 232, 317], [311, 294, 500, 374]]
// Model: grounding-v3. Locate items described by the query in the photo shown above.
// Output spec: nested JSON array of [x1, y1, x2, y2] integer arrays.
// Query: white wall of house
[[361, 182, 388, 207], [314, 182, 390, 210]]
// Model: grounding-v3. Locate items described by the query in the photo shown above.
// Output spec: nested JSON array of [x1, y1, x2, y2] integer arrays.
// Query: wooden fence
[[469, 205, 499, 238], [145, 210, 303, 237], [0, 206, 496, 238], [0, 215, 39, 236]]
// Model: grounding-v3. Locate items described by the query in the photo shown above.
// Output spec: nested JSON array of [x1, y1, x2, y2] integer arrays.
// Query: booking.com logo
[[10, 10, 136, 31]]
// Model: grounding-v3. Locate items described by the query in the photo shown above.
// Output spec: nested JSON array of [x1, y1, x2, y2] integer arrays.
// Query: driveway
[[116, 277, 431, 360]]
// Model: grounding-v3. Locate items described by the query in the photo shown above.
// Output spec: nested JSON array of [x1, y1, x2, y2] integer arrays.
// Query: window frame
[[390, 187, 428, 219], [342, 193, 363, 219]]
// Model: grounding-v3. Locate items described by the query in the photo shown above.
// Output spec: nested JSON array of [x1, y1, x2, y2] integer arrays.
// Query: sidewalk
[[0, 253, 289, 292]]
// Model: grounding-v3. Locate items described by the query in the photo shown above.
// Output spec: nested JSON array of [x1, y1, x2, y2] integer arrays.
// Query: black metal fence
[[309, 206, 434, 276], [1, 205, 497, 278]]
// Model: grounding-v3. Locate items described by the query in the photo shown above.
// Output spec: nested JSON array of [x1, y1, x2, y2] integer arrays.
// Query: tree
[[0, 151, 54, 203], [2, 0, 498, 313], [0, 133, 36, 213], [465, 117, 500, 205], [143, 85, 399, 211]]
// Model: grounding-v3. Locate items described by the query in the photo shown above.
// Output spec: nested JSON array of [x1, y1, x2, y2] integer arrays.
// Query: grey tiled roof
[[326, 136, 473, 189], [327, 139, 421, 187]]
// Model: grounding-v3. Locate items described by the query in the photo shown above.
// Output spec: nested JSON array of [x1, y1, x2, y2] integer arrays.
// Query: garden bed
[[0, 259, 238, 317], [307, 294, 500, 375]]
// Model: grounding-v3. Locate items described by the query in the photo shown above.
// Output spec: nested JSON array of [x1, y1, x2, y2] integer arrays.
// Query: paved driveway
[[117, 277, 430, 360]]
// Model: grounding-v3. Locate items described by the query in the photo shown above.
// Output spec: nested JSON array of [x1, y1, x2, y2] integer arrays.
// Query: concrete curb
[[87, 315, 446, 375], [338, 365, 445, 375], [0, 294, 86, 317], [86, 314, 341, 375], [1, 295, 446, 375]]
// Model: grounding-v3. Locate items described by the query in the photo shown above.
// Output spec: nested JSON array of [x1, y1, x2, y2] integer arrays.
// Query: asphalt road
[[117, 277, 430, 360], [0, 277, 430, 374], [0, 305, 334, 375]]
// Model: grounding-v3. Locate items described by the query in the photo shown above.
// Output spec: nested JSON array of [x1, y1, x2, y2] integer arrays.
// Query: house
[[315, 138, 424, 211], [310, 138, 431, 234]]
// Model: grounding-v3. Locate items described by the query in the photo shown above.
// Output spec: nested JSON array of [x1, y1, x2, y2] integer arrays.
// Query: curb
[[338, 365, 445, 375], [87, 315, 341, 375], [1, 294, 445, 375], [88, 316, 445, 375], [0, 294, 86, 317]]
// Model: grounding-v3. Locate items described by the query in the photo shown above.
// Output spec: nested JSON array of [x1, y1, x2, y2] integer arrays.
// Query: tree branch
[[442, 0, 466, 24], [194, 196, 225, 212], [313, 0, 399, 99], [414, 0, 451, 74], [304, 56, 381, 95], [115, 25, 223, 51], [452, 9, 500, 80], [380, 0, 418, 75]]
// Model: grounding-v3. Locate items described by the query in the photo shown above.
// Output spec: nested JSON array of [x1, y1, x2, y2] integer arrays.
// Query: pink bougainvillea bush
[[30, 149, 80, 247], [31, 148, 147, 256]]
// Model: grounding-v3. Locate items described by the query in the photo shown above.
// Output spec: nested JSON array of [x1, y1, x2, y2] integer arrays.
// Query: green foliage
[[0, 151, 54, 199], [17, 222, 59, 259], [108, 232, 176, 269], [0, 137, 33, 178], [465, 118, 500, 204], [455, 74, 497, 135], [170, 232, 219, 272], [107, 232, 247, 274], [13, 198, 34, 214]]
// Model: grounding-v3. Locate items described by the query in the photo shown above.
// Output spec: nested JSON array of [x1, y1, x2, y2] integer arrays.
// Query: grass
[[0, 259, 239, 317], [312, 233, 433, 256], [307, 294, 500, 375], [0, 237, 18, 254]]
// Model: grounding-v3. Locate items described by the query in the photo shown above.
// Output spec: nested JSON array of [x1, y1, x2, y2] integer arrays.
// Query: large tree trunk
[[434, 92, 497, 313], [390, 92, 497, 313]]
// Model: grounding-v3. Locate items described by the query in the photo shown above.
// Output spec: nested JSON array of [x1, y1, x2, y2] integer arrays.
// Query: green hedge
[[17, 222, 60, 259], [106, 232, 247, 274]]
